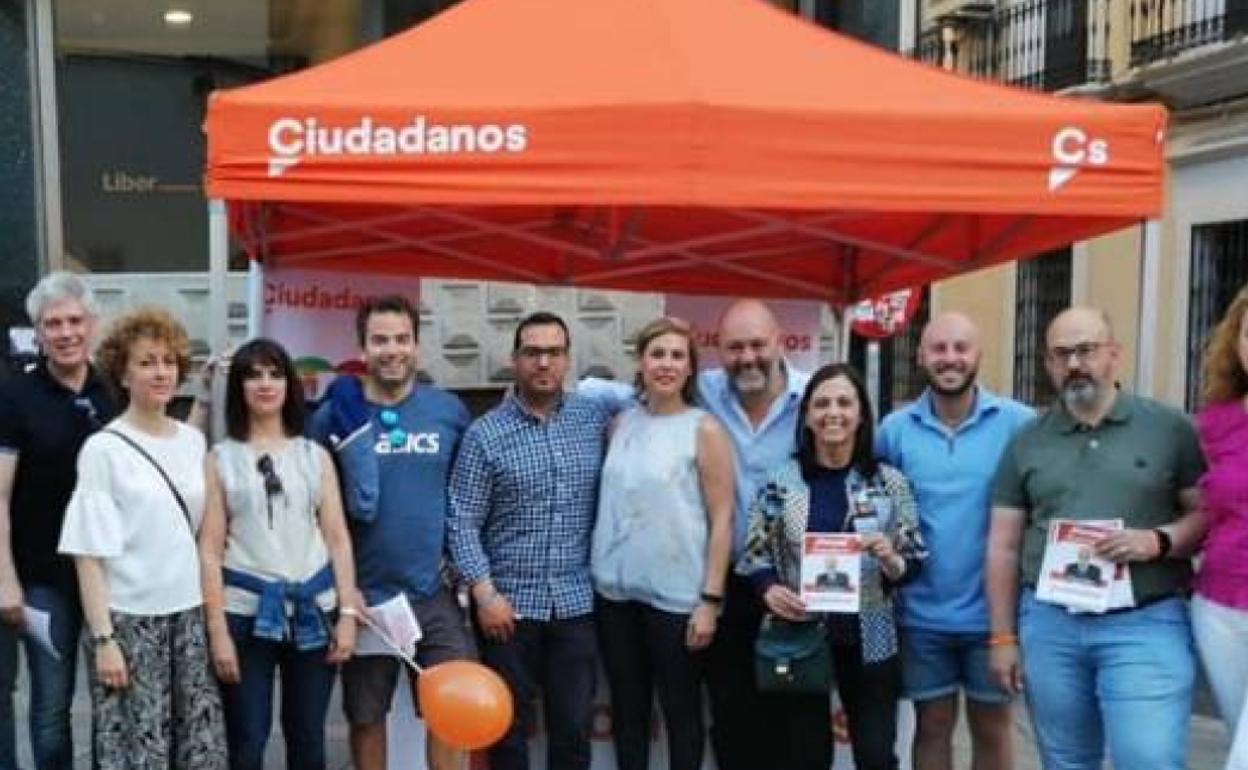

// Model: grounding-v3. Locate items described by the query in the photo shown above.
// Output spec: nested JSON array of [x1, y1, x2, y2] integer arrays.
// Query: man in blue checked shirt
[[447, 311, 612, 770]]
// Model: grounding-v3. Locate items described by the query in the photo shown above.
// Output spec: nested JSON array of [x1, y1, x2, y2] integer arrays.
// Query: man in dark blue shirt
[[309, 295, 472, 770], [0, 273, 117, 770]]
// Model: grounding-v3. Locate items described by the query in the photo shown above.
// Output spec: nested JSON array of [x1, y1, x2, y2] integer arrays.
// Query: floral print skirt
[[87, 606, 227, 770]]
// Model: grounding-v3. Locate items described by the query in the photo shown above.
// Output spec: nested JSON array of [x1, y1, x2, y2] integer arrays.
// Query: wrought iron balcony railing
[[1130, 0, 1248, 67], [913, 0, 1112, 91]]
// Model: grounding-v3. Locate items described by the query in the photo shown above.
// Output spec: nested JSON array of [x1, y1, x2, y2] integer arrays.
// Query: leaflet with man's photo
[[1036, 519, 1121, 613], [800, 533, 861, 614]]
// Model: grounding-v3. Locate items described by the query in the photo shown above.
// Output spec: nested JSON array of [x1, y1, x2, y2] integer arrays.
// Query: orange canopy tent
[[203, 0, 1166, 309]]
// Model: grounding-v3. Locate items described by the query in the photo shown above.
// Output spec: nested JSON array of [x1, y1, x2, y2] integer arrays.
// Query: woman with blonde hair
[[1192, 286, 1248, 770], [591, 316, 735, 770], [58, 308, 226, 769]]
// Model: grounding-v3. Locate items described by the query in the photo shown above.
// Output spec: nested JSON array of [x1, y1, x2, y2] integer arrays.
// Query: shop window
[[814, 0, 901, 48], [51, 0, 461, 274], [1187, 220, 1248, 409], [1013, 248, 1072, 406]]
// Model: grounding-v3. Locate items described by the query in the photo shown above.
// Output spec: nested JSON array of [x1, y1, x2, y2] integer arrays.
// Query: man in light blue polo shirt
[[876, 312, 1033, 770]]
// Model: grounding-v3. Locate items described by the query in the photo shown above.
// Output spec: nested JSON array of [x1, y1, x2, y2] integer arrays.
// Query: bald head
[[918, 311, 981, 398], [921, 312, 980, 349], [717, 299, 783, 401], [1046, 307, 1114, 347], [717, 299, 780, 341]]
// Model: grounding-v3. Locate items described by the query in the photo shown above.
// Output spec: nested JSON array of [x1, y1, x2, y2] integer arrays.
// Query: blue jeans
[[1019, 591, 1194, 770], [0, 584, 81, 770], [900, 628, 1011, 704], [221, 613, 337, 770]]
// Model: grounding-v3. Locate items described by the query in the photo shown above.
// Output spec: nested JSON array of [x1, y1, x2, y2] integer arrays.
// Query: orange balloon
[[417, 661, 514, 750]]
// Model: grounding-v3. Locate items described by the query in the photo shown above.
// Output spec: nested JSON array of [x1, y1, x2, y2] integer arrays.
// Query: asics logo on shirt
[[375, 432, 442, 455]]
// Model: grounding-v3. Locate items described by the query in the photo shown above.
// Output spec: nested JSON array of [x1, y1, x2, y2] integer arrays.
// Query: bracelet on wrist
[[699, 591, 724, 605], [91, 632, 115, 648], [987, 633, 1018, 648], [338, 606, 360, 619]]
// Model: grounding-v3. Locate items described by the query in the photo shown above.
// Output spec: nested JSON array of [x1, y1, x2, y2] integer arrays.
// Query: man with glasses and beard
[[0, 272, 117, 769], [986, 307, 1206, 770], [876, 312, 1033, 770], [309, 295, 473, 770]]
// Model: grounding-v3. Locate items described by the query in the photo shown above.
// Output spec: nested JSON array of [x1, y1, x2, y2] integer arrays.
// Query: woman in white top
[[59, 308, 226, 770], [198, 338, 357, 770], [591, 316, 735, 770]]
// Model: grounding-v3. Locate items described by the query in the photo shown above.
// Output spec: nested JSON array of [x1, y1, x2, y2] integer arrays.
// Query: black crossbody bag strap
[[103, 428, 194, 534]]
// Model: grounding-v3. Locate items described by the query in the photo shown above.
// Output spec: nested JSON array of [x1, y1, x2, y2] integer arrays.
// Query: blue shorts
[[900, 627, 1011, 705]]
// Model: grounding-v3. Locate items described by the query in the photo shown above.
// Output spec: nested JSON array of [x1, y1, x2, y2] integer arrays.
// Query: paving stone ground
[[12, 653, 1228, 769]]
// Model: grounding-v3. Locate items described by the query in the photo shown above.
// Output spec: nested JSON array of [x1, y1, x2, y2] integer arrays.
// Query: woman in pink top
[[1193, 286, 1248, 770]]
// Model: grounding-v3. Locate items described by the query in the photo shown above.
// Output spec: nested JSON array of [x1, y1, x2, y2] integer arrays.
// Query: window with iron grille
[[1013, 248, 1072, 406], [887, 287, 931, 409], [1186, 220, 1248, 410]]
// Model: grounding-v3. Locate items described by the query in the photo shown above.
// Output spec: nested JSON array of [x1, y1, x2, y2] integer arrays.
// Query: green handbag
[[754, 614, 834, 694]]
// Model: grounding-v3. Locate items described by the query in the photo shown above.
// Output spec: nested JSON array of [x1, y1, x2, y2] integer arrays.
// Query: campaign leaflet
[[1082, 518, 1136, 611], [356, 593, 423, 658], [801, 533, 862, 614], [1036, 519, 1121, 613]]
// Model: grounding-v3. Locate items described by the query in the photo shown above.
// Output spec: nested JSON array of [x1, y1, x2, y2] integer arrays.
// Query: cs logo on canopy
[[1048, 126, 1109, 192]]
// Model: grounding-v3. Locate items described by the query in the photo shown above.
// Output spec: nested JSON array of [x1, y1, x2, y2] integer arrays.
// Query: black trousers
[[479, 615, 598, 770], [771, 621, 902, 770], [596, 596, 705, 770], [704, 574, 770, 770]]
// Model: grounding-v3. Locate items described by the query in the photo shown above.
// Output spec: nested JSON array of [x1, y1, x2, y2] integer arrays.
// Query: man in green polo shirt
[[985, 307, 1206, 770]]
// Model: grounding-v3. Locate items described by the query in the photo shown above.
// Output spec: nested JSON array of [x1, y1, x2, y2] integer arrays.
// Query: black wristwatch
[[90, 632, 115, 648], [1152, 528, 1173, 561], [700, 592, 724, 605]]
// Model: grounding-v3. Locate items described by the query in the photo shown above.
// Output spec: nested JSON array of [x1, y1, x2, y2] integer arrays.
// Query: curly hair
[[1201, 287, 1248, 405], [96, 307, 191, 402], [632, 316, 700, 406]]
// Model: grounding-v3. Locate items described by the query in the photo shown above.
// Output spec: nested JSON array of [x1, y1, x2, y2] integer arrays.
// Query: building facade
[[916, 0, 1248, 409]]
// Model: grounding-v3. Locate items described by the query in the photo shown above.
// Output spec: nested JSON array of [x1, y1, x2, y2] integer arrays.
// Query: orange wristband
[[987, 633, 1018, 647]]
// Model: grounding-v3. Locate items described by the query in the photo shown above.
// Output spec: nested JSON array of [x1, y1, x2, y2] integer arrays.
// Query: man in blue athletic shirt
[[876, 312, 1033, 770], [309, 295, 472, 770]]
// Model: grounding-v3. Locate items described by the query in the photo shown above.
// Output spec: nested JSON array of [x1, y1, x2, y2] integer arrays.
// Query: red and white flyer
[[801, 533, 862, 614], [1036, 519, 1121, 613]]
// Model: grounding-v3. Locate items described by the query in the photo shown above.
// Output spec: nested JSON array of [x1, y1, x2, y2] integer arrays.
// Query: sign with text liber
[[262, 267, 422, 400]]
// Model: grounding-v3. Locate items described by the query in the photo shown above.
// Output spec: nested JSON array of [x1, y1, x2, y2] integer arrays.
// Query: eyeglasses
[[72, 397, 100, 429], [256, 454, 284, 528], [516, 345, 568, 361], [379, 409, 406, 448], [1046, 341, 1105, 364]]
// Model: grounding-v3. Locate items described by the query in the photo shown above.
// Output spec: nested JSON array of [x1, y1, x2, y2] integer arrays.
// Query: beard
[[926, 364, 978, 397], [1060, 374, 1099, 410], [728, 361, 772, 397]]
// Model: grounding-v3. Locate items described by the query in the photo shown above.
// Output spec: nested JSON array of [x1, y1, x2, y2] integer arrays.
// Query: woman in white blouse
[[198, 338, 357, 770], [59, 308, 226, 770]]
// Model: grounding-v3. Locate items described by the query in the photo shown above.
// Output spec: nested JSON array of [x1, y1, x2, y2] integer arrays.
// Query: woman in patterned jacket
[[737, 362, 926, 770]]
